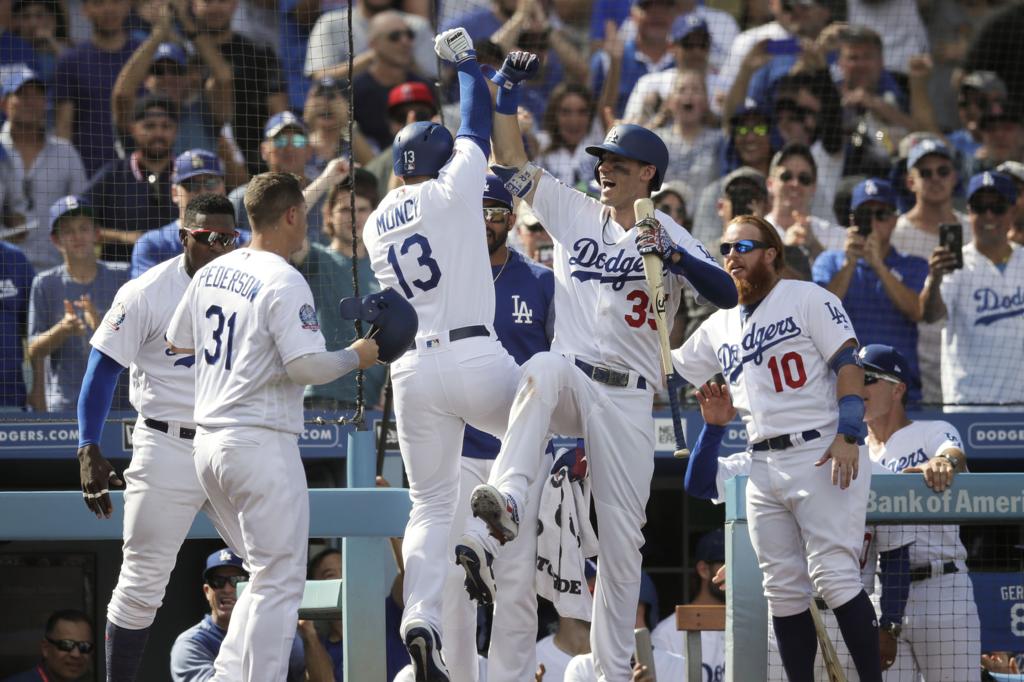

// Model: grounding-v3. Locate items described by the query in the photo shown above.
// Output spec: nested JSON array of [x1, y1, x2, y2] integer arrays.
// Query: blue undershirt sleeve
[[454, 60, 491, 159], [683, 423, 727, 500], [668, 247, 739, 309], [77, 348, 127, 448]]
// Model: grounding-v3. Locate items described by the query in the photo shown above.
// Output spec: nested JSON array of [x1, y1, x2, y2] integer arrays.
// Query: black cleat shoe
[[403, 619, 450, 682], [454, 535, 496, 605]]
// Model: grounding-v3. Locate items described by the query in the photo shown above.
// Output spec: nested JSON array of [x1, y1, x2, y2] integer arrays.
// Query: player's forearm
[[77, 348, 127, 446], [667, 248, 738, 309], [835, 359, 865, 400], [683, 423, 726, 500], [285, 349, 359, 385], [937, 447, 967, 472], [455, 59, 492, 157]]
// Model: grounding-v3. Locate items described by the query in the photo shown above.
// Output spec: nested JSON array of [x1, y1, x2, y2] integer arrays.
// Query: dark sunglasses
[[386, 28, 415, 42], [720, 239, 769, 255], [182, 176, 223, 193], [46, 637, 94, 654], [734, 124, 768, 137], [206, 574, 247, 589], [864, 372, 900, 386], [915, 165, 953, 180], [854, 207, 894, 223], [969, 200, 1009, 216], [779, 170, 815, 186], [152, 63, 186, 77], [187, 229, 238, 248]]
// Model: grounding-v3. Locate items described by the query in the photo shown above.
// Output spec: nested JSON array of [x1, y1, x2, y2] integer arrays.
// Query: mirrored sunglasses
[[46, 638, 94, 654], [734, 124, 769, 137], [187, 229, 238, 248], [206, 574, 247, 589], [720, 239, 769, 256], [483, 207, 512, 223], [273, 133, 308, 149]]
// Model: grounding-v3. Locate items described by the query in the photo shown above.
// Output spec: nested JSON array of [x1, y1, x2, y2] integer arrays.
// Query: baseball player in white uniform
[[166, 172, 378, 682], [76, 194, 239, 682], [455, 51, 738, 681], [361, 29, 522, 682], [859, 344, 979, 681], [672, 215, 883, 682]]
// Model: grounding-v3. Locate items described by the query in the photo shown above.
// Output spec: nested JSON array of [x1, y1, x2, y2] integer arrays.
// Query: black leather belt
[[144, 418, 196, 440], [751, 430, 821, 452], [574, 359, 647, 390], [910, 562, 958, 583], [409, 325, 490, 351]]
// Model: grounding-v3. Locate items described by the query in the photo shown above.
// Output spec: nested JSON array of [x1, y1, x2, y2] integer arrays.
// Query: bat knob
[[673, 448, 690, 459]]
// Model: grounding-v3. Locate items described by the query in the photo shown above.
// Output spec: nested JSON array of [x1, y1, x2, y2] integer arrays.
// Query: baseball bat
[[809, 599, 847, 682], [635, 198, 689, 458]]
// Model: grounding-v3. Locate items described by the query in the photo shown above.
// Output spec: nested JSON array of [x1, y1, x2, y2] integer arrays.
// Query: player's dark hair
[[45, 609, 93, 637], [244, 172, 305, 231], [769, 142, 817, 180], [183, 193, 236, 230], [541, 83, 596, 155], [326, 168, 380, 210], [725, 215, 787, 272], [307, 547, 340, 579]]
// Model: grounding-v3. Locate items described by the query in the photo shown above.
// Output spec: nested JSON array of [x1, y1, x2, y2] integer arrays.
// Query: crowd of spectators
[[0, 0, 1022, 415]]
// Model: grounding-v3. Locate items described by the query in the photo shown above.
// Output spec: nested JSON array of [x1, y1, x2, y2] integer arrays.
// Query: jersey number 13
[[386, 233, 442, 299]]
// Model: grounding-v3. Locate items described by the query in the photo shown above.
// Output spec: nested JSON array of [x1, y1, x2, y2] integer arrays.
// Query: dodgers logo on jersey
[[568, 238, 646, 291], [825, 301, 850, 329], [163, 333, 196, 367], [299, 304, 320, 331], [717, 317, 802, 382], [105, 302, 127, 331], [511, 295, 534, 324], [973, 286, 1024, 326], [881, 447, 929, 472]]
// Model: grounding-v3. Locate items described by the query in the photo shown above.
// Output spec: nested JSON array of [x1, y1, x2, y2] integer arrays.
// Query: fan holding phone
[[811, 178, 930, 403]]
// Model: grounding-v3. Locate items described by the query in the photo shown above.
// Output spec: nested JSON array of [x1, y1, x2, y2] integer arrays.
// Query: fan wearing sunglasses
[[4, 609, 94, 681], [170, 549, 320, 682], [812, 178, 928, 404], [920, 171, 1024, 409], [765, 143, 846, 264]]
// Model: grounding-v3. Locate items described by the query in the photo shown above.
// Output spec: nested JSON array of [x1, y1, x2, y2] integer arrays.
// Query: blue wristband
[[837, 394, 866, 440], [489, 70, 521, 115]]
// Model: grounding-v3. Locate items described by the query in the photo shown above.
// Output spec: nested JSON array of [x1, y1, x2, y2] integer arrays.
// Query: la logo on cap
[[66, 197, 79, 210], [865, 180, 877, 195], [606, 129, 620, 144], [983, 172, 994, 186], [191, 154, 205, 169], [219, 550, 232, 562]]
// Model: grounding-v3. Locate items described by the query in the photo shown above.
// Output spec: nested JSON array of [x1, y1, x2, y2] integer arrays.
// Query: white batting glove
[[434, 28, 476, 64]]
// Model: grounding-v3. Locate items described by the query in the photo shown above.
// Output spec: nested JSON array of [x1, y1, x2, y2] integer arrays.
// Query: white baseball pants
[[483, 352, 656, 682], [391, 336, 521, 639], [747, 438, 871, 618], [107, 419, 223, 630], [193, 425, 309, 682]]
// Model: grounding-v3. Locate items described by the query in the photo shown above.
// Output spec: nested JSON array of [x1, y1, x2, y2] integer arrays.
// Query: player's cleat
[[454, 535, 497, 605], [403, 619, 450, 682], [470, 484, 520, 544]]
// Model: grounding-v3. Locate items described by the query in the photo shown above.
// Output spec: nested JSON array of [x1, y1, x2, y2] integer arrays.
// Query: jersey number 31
[[204, 305, 236, 370], [386, 233, 442, 298]]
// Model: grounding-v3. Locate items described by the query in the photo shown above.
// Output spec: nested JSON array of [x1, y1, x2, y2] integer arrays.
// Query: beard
[[734, 258, 777, 304], [487, 227, 509, 255]]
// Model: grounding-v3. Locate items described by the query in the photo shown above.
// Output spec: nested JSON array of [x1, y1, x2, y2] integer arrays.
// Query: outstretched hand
[[78, 443, 124, 519], [496, 51, 540, 85], [434, 28, 476, 64], [694, 382, 736, 426]]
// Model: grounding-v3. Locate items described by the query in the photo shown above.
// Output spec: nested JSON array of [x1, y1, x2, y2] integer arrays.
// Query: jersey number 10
[[767, 352, 807, 392], [204, 305, 237, 370]]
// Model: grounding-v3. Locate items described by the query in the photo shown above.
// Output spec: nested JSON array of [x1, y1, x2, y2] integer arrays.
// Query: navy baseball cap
[[673, 15, 709, 42], [850, 178, 896, 210], [695, 528, 725, 564], [730, 97, 772, 124], [1, 67, 42, 96], [173, 149, 225, 184], [906, 139, 953, 170], [49, 195, 92, 233], [483, 175, 513, 209], [859, 344, 911, 384], [967, 170, 1018, 204], [264, 111, 307, 139], [203, 548, 245, 579], [154, 42, 187, 66]]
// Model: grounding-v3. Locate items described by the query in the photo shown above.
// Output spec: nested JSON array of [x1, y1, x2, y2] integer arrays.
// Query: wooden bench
[[676, 604, 726, 682]]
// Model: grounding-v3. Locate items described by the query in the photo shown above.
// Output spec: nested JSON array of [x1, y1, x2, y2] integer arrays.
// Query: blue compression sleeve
[[668, 247, 739, 309], [837, 394, 867, 440], [878, 544, 912, 626], [77, 348, 127, 447], [684, 423, 726, 500], [455, 60, 492, 159]]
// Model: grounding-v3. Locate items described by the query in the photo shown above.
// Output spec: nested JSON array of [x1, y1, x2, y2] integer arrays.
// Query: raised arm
[[487, 51, 543, 206], [684, 382, 738, 500], [112, 13, 170, 134], [434, 28, 492, 158]]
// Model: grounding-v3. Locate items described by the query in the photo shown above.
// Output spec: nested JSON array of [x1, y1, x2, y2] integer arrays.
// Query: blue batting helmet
[[585, 124, 669, 188], [392, 121, 454, 178], [338, 288, 419, 363], [483, 174, 513, 209]]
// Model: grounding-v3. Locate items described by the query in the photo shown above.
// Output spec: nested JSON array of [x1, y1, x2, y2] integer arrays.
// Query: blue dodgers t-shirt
[[0, 242, 34, 407], [28, 261, 130, 411], [53, 38, 141, 176], [463, 249, 554, 459], [169, 615, 305, 682], [812, 247, 929, 400]]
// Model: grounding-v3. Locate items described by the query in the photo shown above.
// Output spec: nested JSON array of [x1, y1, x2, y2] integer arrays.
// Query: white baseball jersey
[[672, 279, 857, 443], [869, 421, 968, 567], [166, 249, 327, 434], [529, 171, 723, 391], [89, 255, 197, 424], [362, 137, 494, 337], [652, 616, 725, 681], [535, 634, 574, 682], [939, 242, 1024, 406], [563, 650, 687, 682]]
